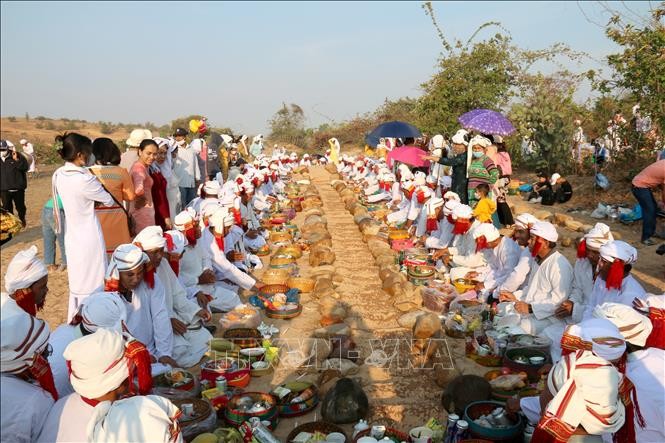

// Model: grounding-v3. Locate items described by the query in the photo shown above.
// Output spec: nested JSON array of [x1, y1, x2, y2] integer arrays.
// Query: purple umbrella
[[458, 109, 515, 136]]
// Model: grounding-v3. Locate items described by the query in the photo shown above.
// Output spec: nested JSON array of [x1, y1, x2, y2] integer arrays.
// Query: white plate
[[240, 347, 266, 357]]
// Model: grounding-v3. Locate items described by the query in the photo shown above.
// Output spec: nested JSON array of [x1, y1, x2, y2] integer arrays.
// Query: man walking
[[173, 128, 201, 207], [0, 140, 29, 227]]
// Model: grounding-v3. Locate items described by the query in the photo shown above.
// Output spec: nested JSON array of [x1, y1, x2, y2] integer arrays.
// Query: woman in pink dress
[[129, 139, 158, 233]]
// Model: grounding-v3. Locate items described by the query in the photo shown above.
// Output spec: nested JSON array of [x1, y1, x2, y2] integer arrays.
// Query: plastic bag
[[219, 304, 262, 330], [518, 183, 533, 192], [620, 204, 642, 223], [591, 203, 608, 219], [178, 399, 218, 442], [595, 173, 610, 190], [422, 286, 456, 314]]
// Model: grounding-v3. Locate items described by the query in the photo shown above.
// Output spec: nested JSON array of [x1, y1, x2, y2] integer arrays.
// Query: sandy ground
[[1, 165, 663, 440]]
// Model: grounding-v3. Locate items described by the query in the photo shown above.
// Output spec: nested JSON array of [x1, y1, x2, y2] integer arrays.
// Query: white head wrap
[[514, 213, 538, 230], [466, 135, 492, 177], [593, 302, 653, 347], [443, 199, 461, 216], [383, 173, 396, 182], [564, 318, 627, 361], [133, 226, 166, 251], [427, 197, 445, 217], [550, 173, 561, 186], [105, 244, 149, 283], [584, 223, 614, 250], [4, 245, 48, 294], [443, 191, 461, 202], [87, 395, 182, 443], [451, 129, 469, 146], [452, 204, 473, 220], [202, 180, 221, 196], [413, 171, 427, 186], [431, 134, 444, 149], [174, 209, 197, 231], [425, 175, 437, 185], [473, 223, 500, 242], [163, 230, 188, 255], [401, 180, 413, 191], [531, 221, 559, 242], [1, 294, 50, 374], [209, 209, 234, 231], [600, 240, 638, 265], [73, 291, 126, 334]]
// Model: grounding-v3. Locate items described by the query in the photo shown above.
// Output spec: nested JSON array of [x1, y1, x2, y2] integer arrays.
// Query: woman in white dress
[[154, 138, 181, 219], [52, 133, 114, 321]]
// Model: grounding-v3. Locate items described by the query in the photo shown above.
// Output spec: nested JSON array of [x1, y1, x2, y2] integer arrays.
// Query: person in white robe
[[105, 244, 177, 370], [300, 153, 312, 167], [53, 149, 115, 321], [186, 180, 221, 215], [496, 213, 538, 295], [154, 138, 181, 219], [3, 245, 49, 317], [49, 291, 126, 398], [367, 173, 395, 203], [87, 394, 183, 442], [1, 295, 56, 443], [408, 185, 433, 238], [38, 328, 153, 443], [425, 199, 460, 250], [582, 240, 646, 320], [386, 179, 414, 225], [417, 196, 444, 241], [134, 226, 213, 368], [471, 224, 521, 297], [432, 204, 486, 269], [498, 221, 573, 335]]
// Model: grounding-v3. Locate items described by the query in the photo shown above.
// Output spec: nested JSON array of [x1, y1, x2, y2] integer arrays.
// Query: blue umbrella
[[365, 133, 380, 147], [367, 121, 422, 140], [458, 109, 515, 136]]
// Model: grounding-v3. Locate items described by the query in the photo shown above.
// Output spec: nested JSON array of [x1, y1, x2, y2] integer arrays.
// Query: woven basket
[[269, 231, 293, 243], [223, 328, 261, 349], [276, 382, 319, 418], [287, 422, 348, 442], [266, 303, 302, 319], [261, 269, 290, 286], [388, 229, 409, 241], [224, 392, 279, 429], [259, 284, 289, 297], [287, 277, 315, 293], [270, 255, 295, 267], [276, 245, 302, 259]]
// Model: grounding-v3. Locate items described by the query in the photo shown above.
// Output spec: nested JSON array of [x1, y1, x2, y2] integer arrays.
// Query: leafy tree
[[268, 103, 307, 146]]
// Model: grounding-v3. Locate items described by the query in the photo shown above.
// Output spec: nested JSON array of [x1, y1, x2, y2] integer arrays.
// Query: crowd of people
[[0, 122, 663, 442]]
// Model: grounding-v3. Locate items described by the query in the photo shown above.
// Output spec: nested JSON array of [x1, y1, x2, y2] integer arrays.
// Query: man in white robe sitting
[[498, 221, 573, 335], [496, 213, 538, 296], [38, 328, 153, 443], [49, 291, 126, 398], [1, 295, 57, 443], [105, 244, 177, 371], [582, 240, 646, 320], [133, 226, 212, 368], [425, 199, 460, 250], [432, 204, 486, 269], [469, 223, 521, 299]]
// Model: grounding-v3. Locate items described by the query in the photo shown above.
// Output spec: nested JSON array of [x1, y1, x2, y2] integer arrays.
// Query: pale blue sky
[[0, 1, 654, 133]]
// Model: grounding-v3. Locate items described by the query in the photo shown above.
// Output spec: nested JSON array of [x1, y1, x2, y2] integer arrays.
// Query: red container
[[200, 358, 251, 388]]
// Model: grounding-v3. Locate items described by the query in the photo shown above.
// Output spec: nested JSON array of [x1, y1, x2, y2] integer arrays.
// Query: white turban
[[563, 318, 626, 361], [452, 204, 473, 220], [202, 180, 221, 195], [72, 291, 126, 334], [133, 226, 166, 251], [355, 160, 364, 167], [514, 213, 538, 230], [200, 202, 221, 220], [428, 197, 444, 211], [584, 223, 614, 250], [106, 244, 148, 283], [218, 192, 236, 208], [600, 240, 637, 265], [443, 191, 461, 202], [473, 223, 500, 242], [174, 209, 197, 231], [163, 230, 188, 255], [593, 302, 653, 347], [1, 294, 50, 374], [87, 395, 182, 443], [4, 246, 48, 294], [253, 134, 263, 143], [209, 209, 234, 231], [64, 328, 131, 398], [413, 171, 427, 186], [443, 200, 461, 216], [531, 221, 559, 242], [425, 175, 437, 184], [401, 180, 413, 190], [451, 129, 469, 146], [383, 173, 396, 182], [431, 134, 444, 149]]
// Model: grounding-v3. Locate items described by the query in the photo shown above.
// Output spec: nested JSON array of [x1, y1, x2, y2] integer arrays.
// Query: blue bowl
[[464, 400, 524, 440]]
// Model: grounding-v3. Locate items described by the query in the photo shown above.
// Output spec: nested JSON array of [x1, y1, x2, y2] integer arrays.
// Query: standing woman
[[89, 138, 135, 255], [129, 139, 159, 233], [466, 135, 499, 207], [149, 140, 172, 230], [154, 138, 181, 220], [52, 133, 114, 321]]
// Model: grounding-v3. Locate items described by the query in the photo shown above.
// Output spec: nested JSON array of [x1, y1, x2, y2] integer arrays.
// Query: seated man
[[498, 221, 573, 335], [471, 223, 521, 297], [425, 199, 460, 250], [551, 173, 573, 203], [3, 245, 49, 317], [1, 295, 57, 442], [105, 244, 177, 371], [432, 204, 486, 269], [386, 178, 414, 225], [49, 291, 126, 398], [496, 213, 538, 296], [582, 240, 646, 320], [38, 329, 152, 443], [134, 226, 212, 368]]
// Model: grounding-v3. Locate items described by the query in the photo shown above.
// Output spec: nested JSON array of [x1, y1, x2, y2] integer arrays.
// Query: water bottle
[[444, 414, 459, 443], [453, 420, 469, 442]]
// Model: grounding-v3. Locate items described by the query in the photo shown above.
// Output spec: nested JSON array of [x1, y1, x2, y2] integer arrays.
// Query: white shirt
[[37, 393, 95, 443], [156, 259, 201, 325], [582, 274, 647, 321], [568, 258, 595, 324], [449, 220, 486, 268], [122, 277, 174, 359], [48, 324, 82, 398], [625, 348, 665, 443], [0, 374, 54, 443], [174, 145, 201, 188], [498, 246, 533, 293], [201, 228, 255, 290], [480, 236, 522, 293], [425, 219, 455, 249]]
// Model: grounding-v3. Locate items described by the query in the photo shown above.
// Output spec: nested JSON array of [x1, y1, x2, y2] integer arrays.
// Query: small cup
[[530, 356, 545, 365], [370, 425, 386, 439], [409, 426, 433, 443]]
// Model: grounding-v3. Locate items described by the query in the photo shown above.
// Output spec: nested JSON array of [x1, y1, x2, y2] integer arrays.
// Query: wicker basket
[[223, 328, 262, 349], [259, 284, 289, 297], [276, 245, 303, 259], [287, 422, 348, 442], [270, 255, 295, 267], [269, 231, 292, 243], [287, 277, 315, 293], [224, 392, 279, 429], [261, 269, 290, 285], [276, 382, 319, 418], [388, 229, 410, 241], [266, 303, 302, 319]]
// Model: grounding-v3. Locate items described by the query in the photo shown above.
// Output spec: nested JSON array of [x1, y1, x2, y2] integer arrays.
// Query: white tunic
[[48, 324, 83, 398], [425, 219, 455, 249], [37, 393, 95, 443], [121, 277, 174, 359], [156, 260, 212, 368], [497, 246, 532, 294], [54, 162, 114, 321], [479, 236, 522, 293], [514, 251, 573, 335], [625, 348, 665, 443], [449, 220, 486, 268], [202, 228, 256, 291], [582, 274, 647, 321], [0, 374, 54, 443], [569, 259, 595, 324]]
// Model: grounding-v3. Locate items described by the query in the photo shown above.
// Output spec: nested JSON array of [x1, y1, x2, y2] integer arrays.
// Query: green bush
[[8, 116, 16, 122]]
